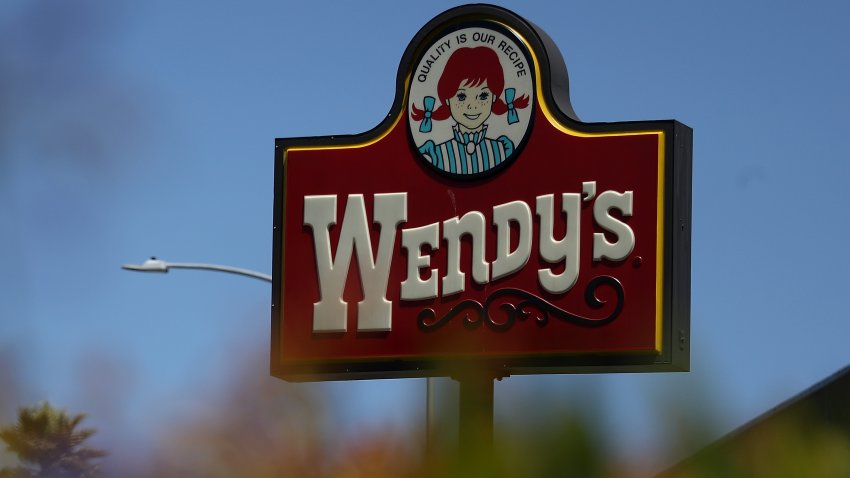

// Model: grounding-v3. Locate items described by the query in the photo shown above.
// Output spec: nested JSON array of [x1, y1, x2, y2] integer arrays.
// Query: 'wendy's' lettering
[[303, 182, 634, 332]]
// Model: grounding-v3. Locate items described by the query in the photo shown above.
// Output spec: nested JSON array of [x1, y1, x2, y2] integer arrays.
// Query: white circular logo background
[[408, 25, 535, 177]]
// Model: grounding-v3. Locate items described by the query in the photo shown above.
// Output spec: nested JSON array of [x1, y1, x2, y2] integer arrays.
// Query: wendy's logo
[[274, 4, 693, 381], [408, 25, 535, 178]]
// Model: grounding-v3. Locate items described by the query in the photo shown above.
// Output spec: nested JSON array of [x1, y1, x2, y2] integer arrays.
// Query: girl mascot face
[[410, 43, 532, 176], [412, 46, 529, 133], [448, 78, 494, 131]]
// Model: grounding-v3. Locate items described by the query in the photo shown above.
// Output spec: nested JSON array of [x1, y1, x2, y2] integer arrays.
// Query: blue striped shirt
[[417, 125, 515, 175]]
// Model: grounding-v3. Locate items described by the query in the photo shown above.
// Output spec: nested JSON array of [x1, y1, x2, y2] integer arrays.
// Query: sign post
[[456, 369, 498, 456], [272, 3, 692, 454]]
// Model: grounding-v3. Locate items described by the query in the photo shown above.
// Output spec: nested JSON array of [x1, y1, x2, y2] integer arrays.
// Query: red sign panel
[[272, 5, 691, 381]]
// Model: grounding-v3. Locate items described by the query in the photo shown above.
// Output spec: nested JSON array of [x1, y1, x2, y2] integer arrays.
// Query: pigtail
[[411, 98, 452, 133], [411, 102, 452, 121], [492, 91, 530, 116]]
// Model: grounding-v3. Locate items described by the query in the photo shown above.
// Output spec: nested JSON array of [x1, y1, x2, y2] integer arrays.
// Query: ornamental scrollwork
[[417, 276, 624, 332]]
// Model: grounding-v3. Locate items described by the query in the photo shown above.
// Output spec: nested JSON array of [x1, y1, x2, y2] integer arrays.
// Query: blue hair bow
[[505, 88, 519, 125], [419, 96, 435, 133]]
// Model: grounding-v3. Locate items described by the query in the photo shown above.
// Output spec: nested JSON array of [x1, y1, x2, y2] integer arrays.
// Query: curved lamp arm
[[122, 257, 271, 283], [123, 255, 436, 449]]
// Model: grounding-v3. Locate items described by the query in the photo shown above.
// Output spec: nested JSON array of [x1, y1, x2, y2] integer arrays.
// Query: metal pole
[[457, 373, 496, 457], [426, 377, 436, 458], [122, 257, 272, 282]]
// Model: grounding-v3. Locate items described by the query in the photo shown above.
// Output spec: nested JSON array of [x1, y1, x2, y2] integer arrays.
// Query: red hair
[[412, 46, 529, 122]]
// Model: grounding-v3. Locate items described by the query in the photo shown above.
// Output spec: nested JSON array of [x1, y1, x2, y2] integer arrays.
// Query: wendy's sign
[[272, 5, 692, 381]]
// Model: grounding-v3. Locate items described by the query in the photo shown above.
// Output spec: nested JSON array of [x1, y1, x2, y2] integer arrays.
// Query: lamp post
[[122, 257, 272, 282], [122, 256, 442, 455]]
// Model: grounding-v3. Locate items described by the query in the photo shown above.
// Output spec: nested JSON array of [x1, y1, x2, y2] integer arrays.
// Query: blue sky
[[2, 0, 850, 472]]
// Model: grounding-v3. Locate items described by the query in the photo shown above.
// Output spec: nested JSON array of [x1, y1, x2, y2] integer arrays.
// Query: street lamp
[[122, 257, 272, 282], [122, 256, 443, 455]]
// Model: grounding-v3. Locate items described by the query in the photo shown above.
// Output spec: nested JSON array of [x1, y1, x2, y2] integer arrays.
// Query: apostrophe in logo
[[409, 23, 535, 179]]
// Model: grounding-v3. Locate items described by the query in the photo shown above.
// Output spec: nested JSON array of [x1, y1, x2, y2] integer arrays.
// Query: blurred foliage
[[4, 350, 849, 477], [138, 356, 850, 478], [143, 355, 421, 478], [0, 402, 106, 478]]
